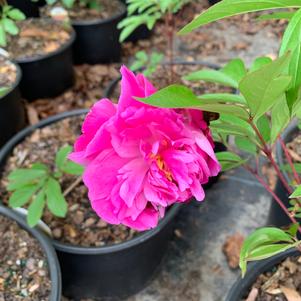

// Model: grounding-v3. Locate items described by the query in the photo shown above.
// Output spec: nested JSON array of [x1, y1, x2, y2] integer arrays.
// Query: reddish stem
[[249, 119, 292, 194], [244, 165, 301, 234], [279, 137, 301, 184]]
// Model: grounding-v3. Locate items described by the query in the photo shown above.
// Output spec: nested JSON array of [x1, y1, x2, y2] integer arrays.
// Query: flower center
[[151, 154, 173, 181]]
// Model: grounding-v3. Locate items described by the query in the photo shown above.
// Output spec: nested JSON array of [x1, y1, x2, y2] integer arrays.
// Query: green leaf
[[280, 9, 301, 108], [247, 243, 294, 261], [7, 8, 26, 21], [290, 184, 301, 198], [286, 223, 299, 237], [137, 85, 249, 119], [240, 227, 295, 276], [221, 58, 247, 83], [270, 95, 290, 142], [55, 145, 72, 169], [45, 178, 68, 218], [183, 69, 238, 88], [27, 190, 46, 227], [7, 168, 47, 191], [0, 87, 9, 97], [280, 8, 301, 56], [258, 11, 295, 21], [235, 137, 257, 154], [239, 52, 292, 119], [256, 115, 270, 143], [179, 0, 301, 34], [250, 57, 273, 72], [198, 93, 246, 104], [9, 185, 39, 208], [0, 22, 7, 47], [61, 162, 84, 176], [3, 18, 19, 35], [216, 151, 246, 171]]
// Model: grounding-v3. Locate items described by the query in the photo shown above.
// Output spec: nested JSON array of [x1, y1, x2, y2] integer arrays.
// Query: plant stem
[[63, 177, 82, 197], [244, 164, 301, 234], [166, 12, 175, 83], [279, 137, 301, 184], [249, 119, 292, 194]]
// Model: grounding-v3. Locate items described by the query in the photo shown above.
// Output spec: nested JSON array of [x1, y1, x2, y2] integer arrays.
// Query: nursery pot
[[267, 121, 299, 228], [7, 0, 40, 18], [16, 27, 76, 101], [208, 0, 221, 5], [0, 205, 62, 301], [0, 62, 26, 147], [72, 1, 126, 64], [0, 109, 182, 300], [225, 248, 300, 301]]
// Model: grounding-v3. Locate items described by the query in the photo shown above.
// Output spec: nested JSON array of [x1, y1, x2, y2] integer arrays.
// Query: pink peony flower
[[69, 66, 221, 231]]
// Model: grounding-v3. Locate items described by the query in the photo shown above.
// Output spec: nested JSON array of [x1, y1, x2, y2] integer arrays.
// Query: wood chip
[[281, 286, 301, 301], [222, 232, 244, 269], [245, 287, 259, 301]]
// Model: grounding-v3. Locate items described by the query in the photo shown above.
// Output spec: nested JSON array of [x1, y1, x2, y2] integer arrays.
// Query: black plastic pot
[[267, 121, 299, 228], [0, 62, 26, 148], [0, 205, 62, 301], [226, 248, 300, 301], [72, 1, 126, 64], [15, 25, 76, 101], [0, 109, 182, 300], [7, 0, 40, 18], [208, 0, 221, 5]]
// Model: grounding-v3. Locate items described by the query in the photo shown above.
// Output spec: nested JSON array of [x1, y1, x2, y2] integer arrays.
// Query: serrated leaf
[[46, 178, 67, 218], [27, 190, 46, 227], [3, 18, 18, 35]]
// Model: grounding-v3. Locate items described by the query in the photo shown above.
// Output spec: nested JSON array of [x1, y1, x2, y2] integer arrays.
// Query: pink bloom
[[70, 66, 221, 231]]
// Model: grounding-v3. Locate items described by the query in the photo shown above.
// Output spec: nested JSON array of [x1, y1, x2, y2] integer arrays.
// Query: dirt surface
[[244, 255, 301, 301], [0, 55, 17, 88], [0, 116, 138, 247], [6, 19, 72, 60], [0, 214, 51, 301], [41, 0, 123, 21]]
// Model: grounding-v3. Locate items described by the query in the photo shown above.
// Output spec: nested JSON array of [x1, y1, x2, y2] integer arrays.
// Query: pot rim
[[225, 248, 300, 301], [276, 120, 299, 183], [0, 108, 182, 255], [71, 0, 126, 26], [0, 58, 22, 100], [0, 204, 62, 301], [15, 19, 76, 64]]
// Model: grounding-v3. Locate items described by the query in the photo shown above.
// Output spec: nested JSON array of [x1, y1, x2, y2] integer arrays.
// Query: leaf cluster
[[45, 0, 101, 10], [0, 5, 25, 47], [118, 0, 190, 42], [7, 145, 83, 227], [130, 50, 163, 77]]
